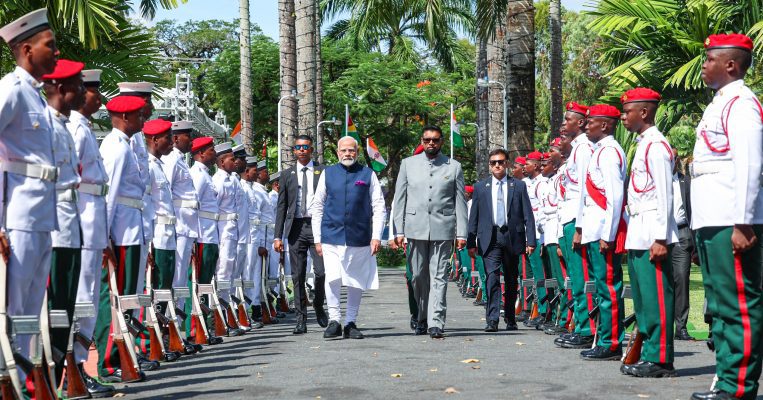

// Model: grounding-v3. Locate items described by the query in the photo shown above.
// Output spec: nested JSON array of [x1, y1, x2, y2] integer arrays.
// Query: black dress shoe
[[343, 322, 364, 339], [560, 334, 595, 349], [516, 311, 530, 322], [629, 361, 676, 378], [580, 345, 622, 361], [293, 315, 307, 334], [484, 320, 498, 332], [544, 324, 567, 335], [324, 320, 342, 339], [428, 327, 444, 339], [163, 351, 181, 362], [227, 327, 245, 336], [275, 311, 286, 319], [473, 299, 486, 306], [314, 306, 329, 328], [410, 316, 418, 331], [675, 328, 694, 341], [620, 361, 639, 376], [690, 390, 736, 400], [250, 321, 264, 329], [250, 305, 263, 322], [414, 322, 428, 335], [524, 316, 545, 327], [207, 335, 224, 345], [137, 355, 160, 371], [100, 369, 146, 383], [83, 371, 116, 398], [505, 321, 518, 331], [182, 339, 200, 354]]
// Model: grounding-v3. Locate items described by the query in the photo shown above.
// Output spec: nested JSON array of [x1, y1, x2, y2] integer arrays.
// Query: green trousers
[[518, 252, 533, 311], [544, 244, 568, 323], [458, 248, 486, 294], [585, 241, 624, 351], [560, 221, 596, 336], [187, 242, 218, 335], [628, 249, 675, 364], [48, 247, 81, 381], [528, 240, 548, 314], [137, 248, 175, 353], [95, 244, 140, 377], [696, 226, 762, 399]]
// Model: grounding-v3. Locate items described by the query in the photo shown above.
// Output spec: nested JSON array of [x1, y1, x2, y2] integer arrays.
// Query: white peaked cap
[[0, 9, 49, 44], [82, 69, 102, 84], [172, 120, 193, 131], [117, 82, 155, 94], [215, 142, 232, 155]]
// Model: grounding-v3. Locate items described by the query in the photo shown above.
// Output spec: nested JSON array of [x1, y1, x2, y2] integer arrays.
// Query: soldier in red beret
[[690, 33, 763, 400], [522, 150, 550, 326], [512, 156, 527, 180]]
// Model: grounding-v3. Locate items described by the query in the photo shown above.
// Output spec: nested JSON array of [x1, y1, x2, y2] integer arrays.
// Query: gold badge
[[314, 170, 321, 175], [32, 121, 39, 129], [444, 175, 450, 180], [622, 94, 628, 102], [705, 38, 711, 46]]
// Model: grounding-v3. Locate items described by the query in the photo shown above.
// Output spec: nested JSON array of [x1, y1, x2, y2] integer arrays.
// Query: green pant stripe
[[628, 249, 675, 363], [561, 221, 594, 336], [586, 241, 624, 350]]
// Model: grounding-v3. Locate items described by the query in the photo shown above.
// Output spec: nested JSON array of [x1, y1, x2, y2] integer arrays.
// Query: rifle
[[0, 256, 23, 399], [277, 251, 291, 313], [189, 251, 211, 345], [10, 316, 53, 400], [231, 280, 251, 329], [583, 280, 600, 349], [200, 280, 229, 337], [103, 247, 146, 382], [61, 303, 94, 400], [621, 285, 643, 365], [260, 252, 277, 323], [541, 280, 561, 326], [144, 250, 171, 362], [216, 280, 242, 331], [37, 292, 61, 395], [522, 279, 539, 319]]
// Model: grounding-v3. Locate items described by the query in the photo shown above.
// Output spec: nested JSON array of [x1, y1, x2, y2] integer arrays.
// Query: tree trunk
[[279, 0, 297, 168], [476, 38, 490, 180], [295, 0, 317, 149], [314, 6, 324, 164], [505, 0, 535, 157], [486, 26, 506, 153], [239, 0, 253, 153], [549, 0, 563, 137]]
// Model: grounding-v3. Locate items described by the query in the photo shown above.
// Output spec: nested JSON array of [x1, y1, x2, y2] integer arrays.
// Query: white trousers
[[133, 243, 149, 318], [7, 230, 52, 359], [245, 241, 261, 304], [173, 235, 194, 310], [325, 278, 363, 324], [74, 248, 103, 363], [216, 239, 237, 298], [235, 242, 247, 281]]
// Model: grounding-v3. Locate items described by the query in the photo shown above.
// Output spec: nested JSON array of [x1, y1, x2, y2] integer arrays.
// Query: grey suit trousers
[[407, 239, 453, 330]]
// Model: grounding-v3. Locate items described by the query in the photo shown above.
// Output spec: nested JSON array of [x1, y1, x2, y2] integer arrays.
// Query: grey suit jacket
[[392, 152, 467, 241]]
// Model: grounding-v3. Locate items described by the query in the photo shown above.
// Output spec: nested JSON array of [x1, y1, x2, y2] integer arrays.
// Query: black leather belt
[[494, 225, 508, 233], [677, 222, 689, 230]]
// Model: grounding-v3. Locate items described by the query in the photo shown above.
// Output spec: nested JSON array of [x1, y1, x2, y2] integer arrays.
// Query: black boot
[[293, 314, 307, 334], [79, 364, 116, 398]]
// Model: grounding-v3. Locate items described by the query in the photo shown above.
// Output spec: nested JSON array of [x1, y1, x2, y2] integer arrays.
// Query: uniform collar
[[195, 162, 209, 173], [716, 79, 745, 98], [570, 132, 589, 147], [253, 181, 267, 191], [69, 110, 91, 126], [15, 66, 43, 89], [149, 153, 163, 164], [111, 128, 129, 141], [639, 126, 662, 140], [595, 135, 616, 148], [46, 105, 68, 123]]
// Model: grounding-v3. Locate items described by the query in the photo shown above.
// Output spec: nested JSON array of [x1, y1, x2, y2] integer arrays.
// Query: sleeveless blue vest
[[321, 163, 373, 246]]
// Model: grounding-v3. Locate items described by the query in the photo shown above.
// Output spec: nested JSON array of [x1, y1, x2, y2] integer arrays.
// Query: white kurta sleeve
[[369, 172, 386, 241], [310, 173, 327, 243], [728, 96, 763, 225], [648, 141, 674, 242]]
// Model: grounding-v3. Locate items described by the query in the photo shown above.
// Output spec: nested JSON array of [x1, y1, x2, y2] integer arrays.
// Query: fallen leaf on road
[[445, 387, 459, 394], [391, 373, 402, 378], [464, 338, 473, 342], [429, 368, 438, 372], [471, 366, 481, 370], [637, 395, 650, 398], [498, 373, 507, 377], [372, 352, 378, 357], [310, 346, 320, 349], [461, 359, 480, 364], [515, 342, 525, 346], [113, 394, 125, 398]]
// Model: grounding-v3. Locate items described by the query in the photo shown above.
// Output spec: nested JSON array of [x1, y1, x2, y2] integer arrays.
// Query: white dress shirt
[[691, 79, 763, 229], [233, 172, 249, 244], [149, 153, 176, 250], [296, 160, 315, 218], [189, 162, 219, 244], [162, 147, 200, 239], [625, 126, 678, 250], [68, 110, 108, 250], [101, 128, 144, 246], [580, 135, 626, 244], [0, 66, 57, 232], [491, 175, 509, 226]]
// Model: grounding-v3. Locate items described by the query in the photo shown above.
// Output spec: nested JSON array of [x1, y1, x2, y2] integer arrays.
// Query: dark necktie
[[300, 166, 308, 216]]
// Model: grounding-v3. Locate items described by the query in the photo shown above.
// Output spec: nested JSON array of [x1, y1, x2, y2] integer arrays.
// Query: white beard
[[341, 158, 356, 167]]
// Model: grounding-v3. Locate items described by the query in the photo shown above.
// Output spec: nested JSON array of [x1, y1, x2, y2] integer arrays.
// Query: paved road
[[115, 269, 760, 400]]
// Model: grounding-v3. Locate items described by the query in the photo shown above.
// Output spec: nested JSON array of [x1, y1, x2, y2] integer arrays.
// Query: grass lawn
[[380, 263, 710, 339]]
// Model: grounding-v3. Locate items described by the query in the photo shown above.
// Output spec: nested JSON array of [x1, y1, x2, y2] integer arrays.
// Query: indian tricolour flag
[[450, 106, 464, 148], [366, 138, 387, 172], [230, 120, 242, 144]]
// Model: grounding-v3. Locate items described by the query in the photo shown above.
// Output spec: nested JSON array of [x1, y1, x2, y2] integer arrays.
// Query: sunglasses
[[489, 159, 507, 166], [293, 144, 311, 151], [422, 137, 441, 143]]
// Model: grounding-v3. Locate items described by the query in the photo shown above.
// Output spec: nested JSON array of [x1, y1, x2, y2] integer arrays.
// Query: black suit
[[275, 162, 325, 319], [672, 172, 694, 332], [467, 175, 535, 324]]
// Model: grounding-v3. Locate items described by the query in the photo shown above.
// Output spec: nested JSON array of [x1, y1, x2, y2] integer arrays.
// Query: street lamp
[[316, 117, 342, 163], [477, 77, 507, 149], [277, 89, 303, 171]]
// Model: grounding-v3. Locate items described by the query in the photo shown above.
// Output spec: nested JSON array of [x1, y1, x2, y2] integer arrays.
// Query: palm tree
[[548, 0, 562, 134], [279, 0, 298, 167], [240, 0, 254, 152], [321, 0, 474, 71], [295, 0, 318, 141]]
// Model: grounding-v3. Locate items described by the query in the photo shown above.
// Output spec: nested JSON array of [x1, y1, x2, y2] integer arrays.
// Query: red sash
[[585, 170, 628, 254], [585, 172, 607, 210]]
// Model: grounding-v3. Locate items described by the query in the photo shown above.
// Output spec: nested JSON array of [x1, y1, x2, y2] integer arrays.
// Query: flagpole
[[345, 104, 349, 137], [450, 103, 454, 159]]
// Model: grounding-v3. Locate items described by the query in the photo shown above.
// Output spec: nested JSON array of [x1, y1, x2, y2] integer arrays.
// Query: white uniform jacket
[[101, 129, 144, 246], [0, 67, 57, 231], [162, 148, 200, 239], [540, 170, 562, 245], [190, 162, 219, 244], [625, 127, 678, 250], [49, 106, 81, 248], [233, 172, 249, 245], [241, 179, 262, 246], [580, 135, 626, 244], [526, 174, 547, 242], [212, 169, 238, 242], [131, 132, 153, 244], [149, 153, 176, 250], [691, 79, 763, 229]]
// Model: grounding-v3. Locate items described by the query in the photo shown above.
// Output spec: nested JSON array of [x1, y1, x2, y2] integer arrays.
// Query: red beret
[[526, 151, 543, 161], [142, 119, 172, 136], [465, 185, 474, 194], [621, 88, 661, 104], [41, 59, 84, 81], [549, 137, 562, 148], [587, 104, 621, 119], [192, 136, 214, 153], [565, 101, 589, 116], [514, 156, 526, 165], [704, 33, 753, 52], [105, 96, 145, 113], [413, 144, 425, 155], [542, 152, 550, 160]]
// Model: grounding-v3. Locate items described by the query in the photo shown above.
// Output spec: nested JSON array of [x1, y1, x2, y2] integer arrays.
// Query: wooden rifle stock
[[114, 337, 141, 382], [260, 302, 273, 324], [167, 321, 185, 354], [148, 327, 163, 362], [213, 309, 227, 337], [622, 314, 642, 365], [530, 302, 539, 319], [475, 288, 482, 303], [230, 295, 250, 328], [192, 315, 208, 344], [0, 377, 17, 400], [103, 248, 142, 383], [13, 355, 53, 400], [63, 352, 88, 400]]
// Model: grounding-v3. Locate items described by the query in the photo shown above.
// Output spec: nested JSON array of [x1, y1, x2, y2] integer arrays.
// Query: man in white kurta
[[310, 137, 385, 340]]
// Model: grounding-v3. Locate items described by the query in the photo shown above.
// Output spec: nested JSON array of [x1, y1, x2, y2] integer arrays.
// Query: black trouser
[[482, 227, 519, 324], [288, 218, 326, 318], [671, 225, 693, 332]]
